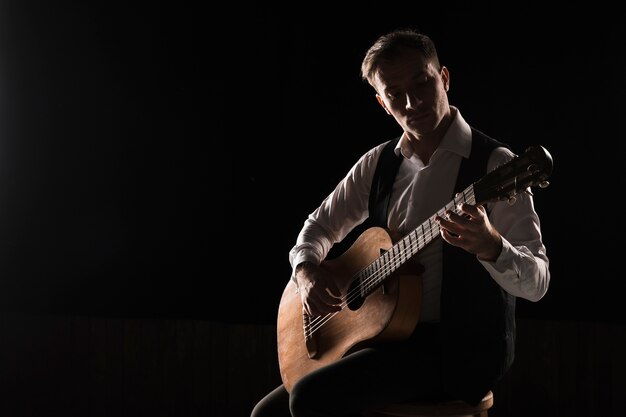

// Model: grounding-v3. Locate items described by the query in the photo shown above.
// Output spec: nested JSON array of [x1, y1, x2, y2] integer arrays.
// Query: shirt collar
[[394, 106, 472, 160]]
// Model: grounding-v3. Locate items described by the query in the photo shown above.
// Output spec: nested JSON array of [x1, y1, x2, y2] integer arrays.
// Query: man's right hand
[[295, 262, 343, 317]]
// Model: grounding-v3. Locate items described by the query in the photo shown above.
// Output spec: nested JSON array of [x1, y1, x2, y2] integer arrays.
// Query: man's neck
[[406, 110, 454, 165]]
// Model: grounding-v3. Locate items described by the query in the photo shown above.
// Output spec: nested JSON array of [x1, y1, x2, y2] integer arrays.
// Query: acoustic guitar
[[277, 145, 553, 392]]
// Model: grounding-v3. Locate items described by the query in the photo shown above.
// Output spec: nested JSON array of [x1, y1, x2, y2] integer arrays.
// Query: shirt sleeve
[[288, 144, 385, 279], [478, 147, 550, 301]]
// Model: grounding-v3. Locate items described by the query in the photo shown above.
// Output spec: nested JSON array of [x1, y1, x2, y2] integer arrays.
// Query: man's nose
[[405, 92, 422, 109]]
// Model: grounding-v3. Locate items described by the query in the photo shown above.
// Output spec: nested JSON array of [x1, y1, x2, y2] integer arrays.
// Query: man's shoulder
[[374, 136, 401, 150], [489, 146, 516, 166], [361, 136, 401, 159], [470, 127, 510, 149]]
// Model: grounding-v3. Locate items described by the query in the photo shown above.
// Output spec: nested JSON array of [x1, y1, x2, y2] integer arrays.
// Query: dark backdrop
[[0, 1, 623, 325]]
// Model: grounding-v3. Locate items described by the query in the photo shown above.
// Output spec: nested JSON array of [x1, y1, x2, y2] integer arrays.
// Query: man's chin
[[406, 121, 434, 136]]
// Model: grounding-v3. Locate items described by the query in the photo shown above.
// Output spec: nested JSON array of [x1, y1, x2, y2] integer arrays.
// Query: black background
[[0, 1, 623, 325]]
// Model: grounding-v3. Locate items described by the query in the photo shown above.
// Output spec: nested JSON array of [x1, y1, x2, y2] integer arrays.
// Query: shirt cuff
[[478, 237, 517, 275], [291, 253, 320, 282]]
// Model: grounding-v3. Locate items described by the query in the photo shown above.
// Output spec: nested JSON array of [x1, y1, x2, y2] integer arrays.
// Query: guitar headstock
[[474, 145, 553, 205]]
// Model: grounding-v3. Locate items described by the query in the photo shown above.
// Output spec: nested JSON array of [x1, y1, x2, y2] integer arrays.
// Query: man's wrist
[[293, 262, 316, 294], [295, 261, 315, 274]]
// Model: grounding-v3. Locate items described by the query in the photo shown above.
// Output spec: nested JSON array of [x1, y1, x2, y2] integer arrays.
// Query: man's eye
[[416, 75, 428, 84]]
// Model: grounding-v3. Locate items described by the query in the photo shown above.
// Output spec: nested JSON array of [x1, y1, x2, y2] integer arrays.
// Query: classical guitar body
[[277, 227, 423, 393]]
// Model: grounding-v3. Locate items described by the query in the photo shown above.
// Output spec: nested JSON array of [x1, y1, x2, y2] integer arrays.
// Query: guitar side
[[276, 227, 423, 393]]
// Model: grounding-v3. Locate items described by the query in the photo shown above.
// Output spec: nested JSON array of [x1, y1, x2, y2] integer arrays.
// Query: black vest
[[368, 129, 514, 405]]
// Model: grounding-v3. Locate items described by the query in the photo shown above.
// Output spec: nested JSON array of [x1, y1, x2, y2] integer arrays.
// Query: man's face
[[373, 47, 450, 138]]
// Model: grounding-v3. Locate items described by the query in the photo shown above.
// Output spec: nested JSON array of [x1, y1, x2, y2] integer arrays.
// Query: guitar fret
[[369, 259, 377, 283], [398, 237, 406, 264], [384, 249, 395, 276], [428, 218, 435, 243], [416, 225, 423, 253], [374, 254, 384, 287], [380, 251, 387, 277], [388, 246, 397, 273], [467, 187, 476, 205]]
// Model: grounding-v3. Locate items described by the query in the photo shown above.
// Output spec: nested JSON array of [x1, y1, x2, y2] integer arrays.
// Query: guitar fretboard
[[356, 185, 476, 297]]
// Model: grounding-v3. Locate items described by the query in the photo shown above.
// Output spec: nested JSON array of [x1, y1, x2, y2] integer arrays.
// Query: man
[[252, 28, 550, 417]]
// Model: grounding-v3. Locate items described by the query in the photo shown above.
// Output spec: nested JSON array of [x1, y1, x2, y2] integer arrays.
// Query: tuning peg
[[539, 181, 550, 188]]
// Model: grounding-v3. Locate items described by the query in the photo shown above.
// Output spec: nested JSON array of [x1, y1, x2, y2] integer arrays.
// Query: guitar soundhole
[[346, 279, 365, 311]]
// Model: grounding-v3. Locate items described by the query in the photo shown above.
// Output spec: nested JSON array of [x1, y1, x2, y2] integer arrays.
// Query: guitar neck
[[350, 144, 553, 299], [356, 184, 476, 296]]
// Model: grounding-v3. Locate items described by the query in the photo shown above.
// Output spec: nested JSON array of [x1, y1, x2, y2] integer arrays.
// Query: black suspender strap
[[367, 136, 403, 228]]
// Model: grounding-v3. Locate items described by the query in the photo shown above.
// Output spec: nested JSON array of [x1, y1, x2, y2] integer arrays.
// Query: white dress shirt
[[289, 107, 550, 322]]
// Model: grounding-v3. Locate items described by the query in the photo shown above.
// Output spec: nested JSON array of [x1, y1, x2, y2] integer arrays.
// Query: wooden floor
[[0, 312, 624, 417]]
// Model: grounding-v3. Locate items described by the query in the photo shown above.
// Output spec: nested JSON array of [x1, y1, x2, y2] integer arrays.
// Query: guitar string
[[354, 187, 475, 298], [304, 188, 476, 338], [304, 216, 441, 338], [304, 188, 475, 337]]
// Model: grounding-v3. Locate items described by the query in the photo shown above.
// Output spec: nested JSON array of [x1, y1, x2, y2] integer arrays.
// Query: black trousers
[[250, 323, 444, 417]]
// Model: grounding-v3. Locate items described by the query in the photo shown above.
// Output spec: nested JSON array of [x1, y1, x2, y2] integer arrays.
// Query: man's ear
[[376, 94, 391, 115], [440, 66, 450, 92]]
